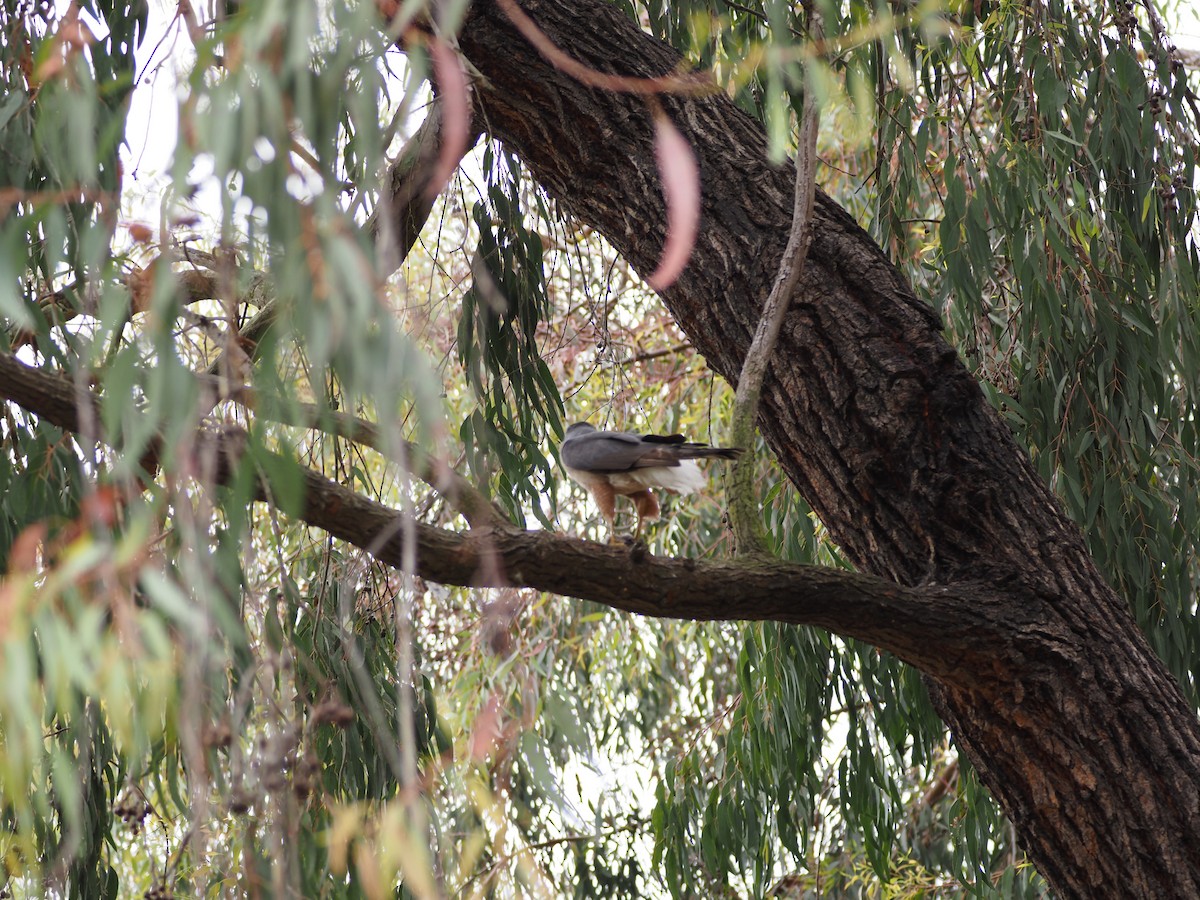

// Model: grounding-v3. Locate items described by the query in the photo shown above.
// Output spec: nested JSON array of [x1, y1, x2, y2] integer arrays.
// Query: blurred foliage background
[[0, 0, 1197, 897]]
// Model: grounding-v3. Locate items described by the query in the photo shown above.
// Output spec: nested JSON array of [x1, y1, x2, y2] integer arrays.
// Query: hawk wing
[[560, 428, 668, 473], [561, 425, 741, 473]]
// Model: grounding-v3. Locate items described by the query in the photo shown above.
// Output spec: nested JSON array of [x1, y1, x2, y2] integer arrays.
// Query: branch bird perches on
[[0, 348, 1011, 683]]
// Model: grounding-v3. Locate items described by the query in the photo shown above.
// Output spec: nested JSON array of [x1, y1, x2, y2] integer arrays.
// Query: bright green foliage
[[0, 0, 1197, 898]]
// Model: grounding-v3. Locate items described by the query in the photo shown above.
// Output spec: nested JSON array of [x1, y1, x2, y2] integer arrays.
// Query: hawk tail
[[680, 445, 743, 461], [640, 433, 744, 461]]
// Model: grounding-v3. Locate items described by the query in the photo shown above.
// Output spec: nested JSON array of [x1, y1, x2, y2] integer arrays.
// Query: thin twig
[[457, 820, 644, 896], [625, 342, 691, 364]]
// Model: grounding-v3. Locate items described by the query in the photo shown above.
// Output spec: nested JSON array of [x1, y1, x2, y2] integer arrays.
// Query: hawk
[[560, 422, 743, 541]]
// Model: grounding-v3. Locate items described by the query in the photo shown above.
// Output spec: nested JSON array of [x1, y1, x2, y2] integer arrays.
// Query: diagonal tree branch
[[0, 350, 1011, 681], [369, 98, 485, 271]]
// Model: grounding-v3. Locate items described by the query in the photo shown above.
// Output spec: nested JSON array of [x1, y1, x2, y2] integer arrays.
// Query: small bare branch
[[727, 7, 825, 556]]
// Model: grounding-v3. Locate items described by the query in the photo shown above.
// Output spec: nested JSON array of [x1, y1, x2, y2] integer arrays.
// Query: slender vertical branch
[[727, 9, 824, 556]]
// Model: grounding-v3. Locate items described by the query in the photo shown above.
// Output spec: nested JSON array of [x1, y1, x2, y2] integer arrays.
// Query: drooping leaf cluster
[[0, 0, 145, 342], [458, 145, 565, 528]]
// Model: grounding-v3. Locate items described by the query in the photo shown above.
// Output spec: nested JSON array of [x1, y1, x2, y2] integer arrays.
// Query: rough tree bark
[[447, 1, 1200, 896]]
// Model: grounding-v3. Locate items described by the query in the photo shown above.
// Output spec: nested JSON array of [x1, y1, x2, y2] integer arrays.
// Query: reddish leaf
[[81, 485, 122, 528], [646, 111, 700, 291], [8, 523, 46, 574], [125, 261, 157, 313], [59, 17, 94, 49], [468, 692, 503, 762], [427, 38, 471, 200], [128, 223, 154, 244]]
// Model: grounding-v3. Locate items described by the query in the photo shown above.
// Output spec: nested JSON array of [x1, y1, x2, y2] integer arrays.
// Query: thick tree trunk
[[453, 2, 1200, 895]]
